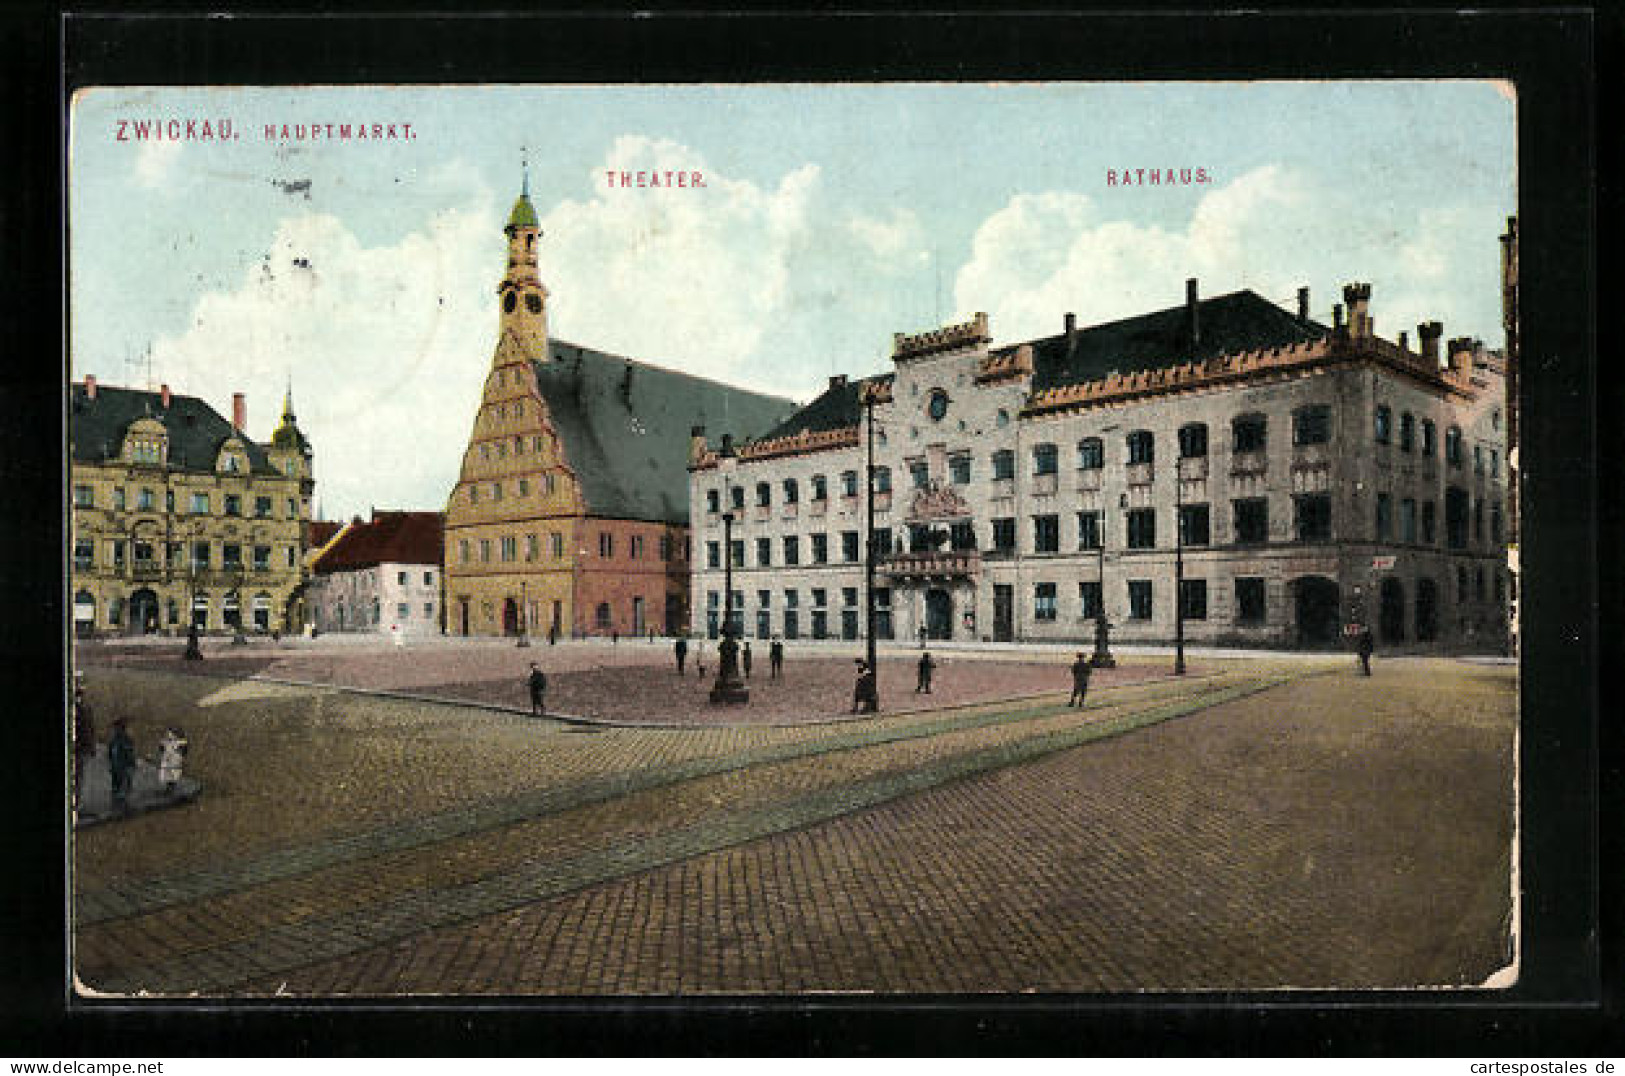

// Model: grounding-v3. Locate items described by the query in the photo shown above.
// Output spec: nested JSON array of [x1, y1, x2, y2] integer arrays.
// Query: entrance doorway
[[925, 588, 953, 640], [1379, 577, 1407, 644], [458, 599, 470, 636], [1415, 578, 1438, 641], [129, 588, 159, 635], [502, 597, 519, 636], [992, 585, 1013, 642], [1290, 575, 1340, 648]]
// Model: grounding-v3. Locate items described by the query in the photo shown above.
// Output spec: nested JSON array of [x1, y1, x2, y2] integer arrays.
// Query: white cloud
[[954, 165, 1504, 351], [847, 208, 927, 265], [134, 139, 182, 189]]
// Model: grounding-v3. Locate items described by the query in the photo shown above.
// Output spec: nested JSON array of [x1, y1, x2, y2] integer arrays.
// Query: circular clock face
[[928, 389, 950, 422], [525, 293, 543, 314], [503, 291, 518, 314]]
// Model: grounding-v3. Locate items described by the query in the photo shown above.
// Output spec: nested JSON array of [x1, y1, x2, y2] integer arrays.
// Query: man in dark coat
[[851, 659, 878, 714], [674, 636, 688, 676], [916, 651, 936, 694], [1357, 627, 1375, 676], [183, 623, 203, 661], [1069, 652, 1092, 707], [742, 641, 753, 679], [527, 662, 548, 715], [769, 638, 784, 679], [73, 685, 96, 803], [107, 717, 135, 812]]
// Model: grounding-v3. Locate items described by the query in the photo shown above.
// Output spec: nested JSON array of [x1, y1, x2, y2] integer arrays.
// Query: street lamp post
[[710, 435, 749, 705], [517, 578, 530, 647], [1174, 490, 1187, 675], [863, 385, 881, 712], [1090, 495, 1118, 668]]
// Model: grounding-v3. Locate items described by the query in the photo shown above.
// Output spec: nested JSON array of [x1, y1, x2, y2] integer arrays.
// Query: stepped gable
[[69, 382, 278, 474], [534, 340, 799, 525], [312, 511, 443, 573], [1023, 289, 1328, 394], [757, 373, 895, 441]]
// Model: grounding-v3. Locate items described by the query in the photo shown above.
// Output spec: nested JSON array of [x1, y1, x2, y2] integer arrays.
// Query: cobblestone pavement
[[80, 635, 1176, 726], [70, 656, 1515, 996]]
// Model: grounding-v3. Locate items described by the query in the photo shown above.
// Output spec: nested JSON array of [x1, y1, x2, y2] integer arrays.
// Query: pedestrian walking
[[1357, 627, 1375, 676], [695, 640, 706, 678], [73, 683, 96, 804], [548, 624, 558, 646], [915, 651, 936, 694], [1069, 652, 1092, 707], [157, 726, 188, 794], [527, 662, 548, 715], [674, 636, 688, 676], [851, 659, 878, 714], [107, 717, 135, 813], [742, 641, 753, 679], [183, 623, 203, 661], [391, 623, 404, 648], [769, 637, 784, 679]]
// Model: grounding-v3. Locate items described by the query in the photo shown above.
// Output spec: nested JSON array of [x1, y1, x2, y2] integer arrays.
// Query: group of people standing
[[72, 677, 188, 816], [672, 636, 786, 679]]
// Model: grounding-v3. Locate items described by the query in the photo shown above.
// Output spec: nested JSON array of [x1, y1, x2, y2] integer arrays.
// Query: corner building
[[690, 280, 1510, 652], [442, 182, 797, 638]]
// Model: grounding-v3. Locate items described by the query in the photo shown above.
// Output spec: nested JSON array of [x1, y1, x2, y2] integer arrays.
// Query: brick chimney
[[828, 374, 848, 390], [1418, 321, 1443, 366], [688, 424, 708, 466], [1297, 287, 1310, 323], [1397, 330, 1409, 353], [1185, 278, 1200, 351], [1447, 336, 1475, 373], [1333, 304, 1345, 331], [160, 383, 171, 409], [1343, 282, 1372, 338], [232, 392, 247, 433], [84, 374, 97, 400]]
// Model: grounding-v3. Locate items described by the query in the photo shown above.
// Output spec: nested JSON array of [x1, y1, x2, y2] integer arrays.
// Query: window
[[730, 485, 745, 511], [138, 488, 155, 510], [991, 517, 1016, 553], [1034, 582, 1058, 621], [252, 546, 271, 571], [1128, 580, 1153, 620], [631, 535, 644, 559], [1077, 510, 1102, 550], [1293, 405, 1331, 446], [1474, 499, 1484, 544], [1180, 579, 1208, 620], [908, 524, 933, 553], [1422, 501, 1437, 545], [73, 485, 93, 508], [950, 521, 976, 550], [191, 542, 210, 570], [706, 540, 721, 570], [1401, 498, 1418, 543], [424, 572, 434, 586], [397, 603, 410, 620], [73, 540, 93, 569], [1422, 420, 1438, 457], [755, 482, 771, 508], [875, 587, 894, 640], [599, 533, 614, 558], [1294, 494, 1332, 542], [596, 603, 613, 631], [490, 482, 503, 502], [1235, 578, 1267, 623], [784, 589, 799, 608], [1232, 414, 1267, 453], [1446, 426, 1464, 467], [1492, 503, 1504, 544], [1077, 438, 1104, 470], [222, 543, 242, 570], [811, 475, 828, 501], [1474, 445, 1484, 474], [730, 539, 745, 567], [398, 571, 408, 585], [841, 531, 860, 562], [909, 460, 930, 490], [1376, 493, 1393, 540], [783, 536, 800, 566], [1445, 487, 1469, 549], [1033, 443, 1058, 476], [461, 540, 474, 565], [550, 533, 565, 558], [949, 454, 971, 485], [424, 603, 435, 618], [841, 470, 859, 497], [1079, 581, 1103, 620], [1457, 566, 1470, 602], [288, 498, 298, 518], [870, 527, 893, 556], [1399, 413, 1416, 452], [756, 537, 772, 567], [1126, 508, 1156, 549], [659, 535, 672, 561], [992, 450, 1015, 481], [1179, 504, 1211, 546], [190, 492, 210, 514], [1127, 430, 1155, 464], [782, 478, 799, 504], [1476, 567, 1487, 602], [706, 489, 720, 513], [874, 468, 891, 495], [1490, 449, 1500, 478], [1033, 514, 1060, 553], [479, 539, 491, 563], [1375, 405, 1393, 444], [250, 495, 271, 518], [224, 494, 242, 517], [811, 534, 829, 564], [1179, 423, 1209, 458], [518, 478, 529, 497], [501, 536, 518, 562], [526, 534, 539, 561], [1233, 498, 1269, 544]]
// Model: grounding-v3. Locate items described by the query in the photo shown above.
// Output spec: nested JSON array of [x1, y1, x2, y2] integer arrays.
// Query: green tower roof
[[507, 193, 539, 231]]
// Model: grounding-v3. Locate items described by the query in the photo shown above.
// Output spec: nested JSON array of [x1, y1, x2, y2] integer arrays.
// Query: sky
[[68, 82, 1516, 521]]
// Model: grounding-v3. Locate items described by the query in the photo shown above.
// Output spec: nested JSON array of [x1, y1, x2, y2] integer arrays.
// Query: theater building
[[690, 280, 1510, 652], [441, 180, 798, 638], [70, 380, 315, 636]]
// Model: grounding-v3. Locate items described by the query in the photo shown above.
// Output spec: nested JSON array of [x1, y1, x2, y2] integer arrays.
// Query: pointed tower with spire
[[267, 380, 315, 515], [498, 151, 551, 363]]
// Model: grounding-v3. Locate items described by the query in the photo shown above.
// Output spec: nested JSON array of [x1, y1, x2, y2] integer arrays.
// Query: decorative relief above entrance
[[907, 484, 972, 522]]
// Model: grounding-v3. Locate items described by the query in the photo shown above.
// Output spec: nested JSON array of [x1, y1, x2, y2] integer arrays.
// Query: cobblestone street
[[70, 643, 1516, 996]]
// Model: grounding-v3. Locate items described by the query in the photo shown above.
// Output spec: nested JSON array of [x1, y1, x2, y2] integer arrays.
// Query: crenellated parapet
[[893, 312, 991, 361], [975, 343, 1034, 384], [691, 424, 861, 470]]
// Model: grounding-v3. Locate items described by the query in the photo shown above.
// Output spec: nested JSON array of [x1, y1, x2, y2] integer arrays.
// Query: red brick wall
[[573, 518, 690, 636]]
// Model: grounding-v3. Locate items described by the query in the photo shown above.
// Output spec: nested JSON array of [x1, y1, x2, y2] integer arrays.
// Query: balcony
[[1076, 468, 1103, 492], [879, 549, 982, 579], [1177, 456, 1209, 481], [808, 499, 828, 518], [781, 501, 799, 519], [1230, 450, 1267, 477], [1125, 462, 1155, 487], [1031, 473, 1058, 497]]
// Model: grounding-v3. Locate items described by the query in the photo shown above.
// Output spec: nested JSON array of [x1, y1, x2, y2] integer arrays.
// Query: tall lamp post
[[1173, 489, 1187, 675], [863, 384, 881, 712], [1090, 494, 1119, 668], [710, 435, 749, 704], [517, 578, 530, 647]]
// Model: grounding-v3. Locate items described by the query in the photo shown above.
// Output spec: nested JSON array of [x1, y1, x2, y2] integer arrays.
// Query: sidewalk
[[73, 745, 203, 829]]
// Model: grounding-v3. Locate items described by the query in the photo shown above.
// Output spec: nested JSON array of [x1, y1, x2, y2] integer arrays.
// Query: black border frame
[[2, 5, 1609, 1057]]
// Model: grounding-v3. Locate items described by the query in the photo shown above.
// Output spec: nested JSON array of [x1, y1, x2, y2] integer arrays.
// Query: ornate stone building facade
[[442, 181, 797, 638], [70, 380, 314, 636], [691, 280, 1510, 652]]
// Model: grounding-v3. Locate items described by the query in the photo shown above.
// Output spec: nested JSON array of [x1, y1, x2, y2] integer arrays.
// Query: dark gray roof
[[758, 374, 893, 441], [69, 383, 278, 474], [1024, 289, 1328, 393], [535, 341, 799, 525]]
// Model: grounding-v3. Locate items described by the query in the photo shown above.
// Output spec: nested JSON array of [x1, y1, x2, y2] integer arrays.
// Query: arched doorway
[[925, 588, 953, 640], [502, 597, 519, 636], [1290, 575, 1340, 648], [1415, 578, 1438, 642], [1379, 578, 1407, 644], [129, 588, 160, 635]]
